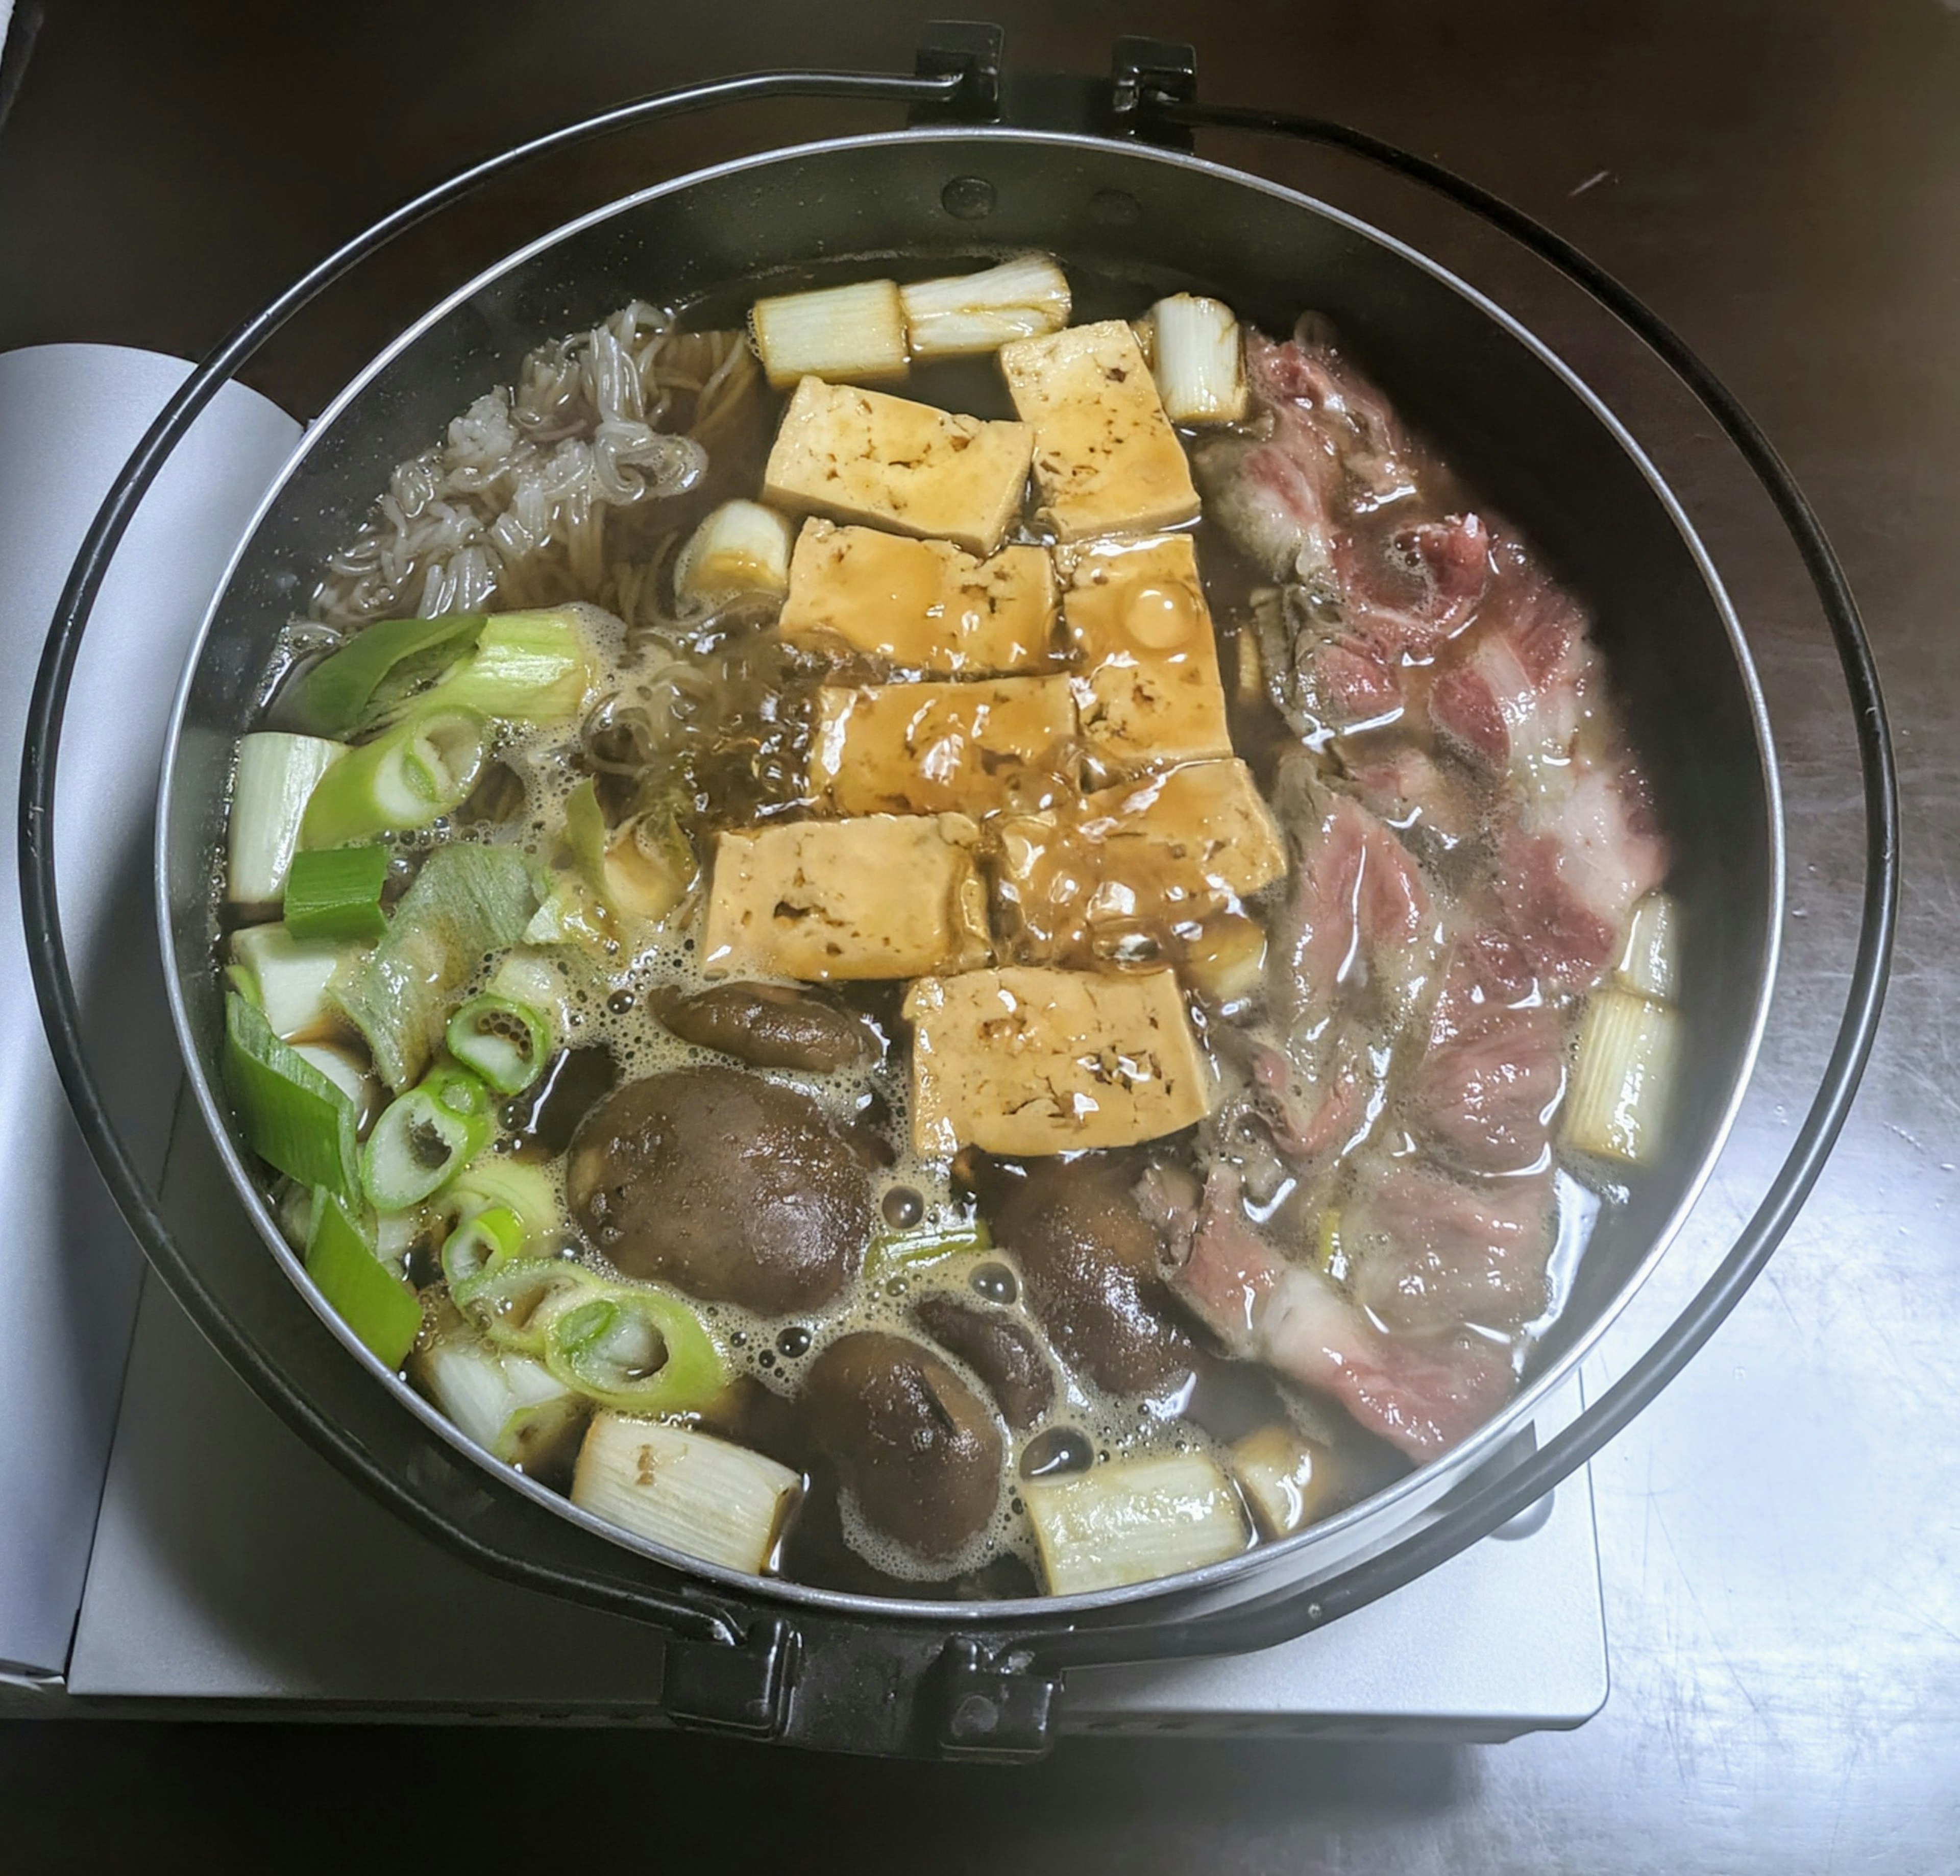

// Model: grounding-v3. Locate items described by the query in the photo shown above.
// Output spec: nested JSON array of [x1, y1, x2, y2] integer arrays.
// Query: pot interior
[[159, 128, 1778, 1621]]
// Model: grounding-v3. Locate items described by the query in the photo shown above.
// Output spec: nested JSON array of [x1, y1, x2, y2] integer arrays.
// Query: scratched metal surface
[[1, 1, 1956, 1867]]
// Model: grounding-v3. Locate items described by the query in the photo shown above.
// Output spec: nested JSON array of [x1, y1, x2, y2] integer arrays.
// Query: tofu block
[[778, 520, 1057, 674], [996, 759, 1286, 964], [762, 377, 1034, 557], [1059, 531, 1234, 773], [702, 814, 991, 982], [903, 966, 1211, 1156], [810, 675, 1078, 818], [998, 320, 1201, 540]]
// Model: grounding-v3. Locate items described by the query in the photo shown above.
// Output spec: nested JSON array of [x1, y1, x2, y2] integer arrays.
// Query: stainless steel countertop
[[1, 0, 1954, 1865]]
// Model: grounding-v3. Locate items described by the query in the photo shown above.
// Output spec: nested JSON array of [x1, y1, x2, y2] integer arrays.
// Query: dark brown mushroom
[[650, 982, 877, 1074], [965, 1151, 1197, 1395], [565, 1065, 871, 1313], [803, 1331, 1003, 1558], [913, 1293, 1055, 1432]]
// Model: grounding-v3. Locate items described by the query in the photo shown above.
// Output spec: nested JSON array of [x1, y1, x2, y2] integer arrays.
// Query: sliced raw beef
[[1163, 1170, 1516, 1460], [1342, 1160, 1555, 1336]]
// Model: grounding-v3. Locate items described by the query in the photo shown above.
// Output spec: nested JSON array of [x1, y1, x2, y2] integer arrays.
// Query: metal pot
[[27, 38, 1895, 1759]]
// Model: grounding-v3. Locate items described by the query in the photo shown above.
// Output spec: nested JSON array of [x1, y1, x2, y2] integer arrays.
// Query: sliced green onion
[[305, 1188, 423, 1369], [455, 1256, 604, 1356], [565, 778, 695, 926], [227, 732, 347, 907], [445, 993, 552, 1094], [292, 613, 488, 738], [329, 843, 541, 1090], [411, 1325, 587, 1470], [300, 705, 488, 850], [437, 1154, 561, 1247], [360, 1066, 493, 1212], [284, 843, 391, 943], [543, 1284, 728, 1416], [439, 1204, 528, 1291], [865, 1218, 991, 1282], [223, 991, 359, 1200], [421, 609, 596, 726]]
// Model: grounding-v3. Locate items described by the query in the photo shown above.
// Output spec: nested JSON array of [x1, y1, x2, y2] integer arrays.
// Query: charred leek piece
[[542, 1284, 728, 1416], [1024, 1450, 1248, 1595], [455, 1256, 604, 1356], [1143, 294, 1248, 423], [360, 1066, 494, 1212], [329, 843, 541, 1090], [421, 608, 597, 726], [750, 278, 909, 389], [305, 1188, 423, 1369], [572, 1413, 802, 1575], [674, 501, 794, 603], [565, 778, 695, 925], [865, 1219, 991, 1281], [292, 612, 488, 738], [300, 705, 488, 850], [284, 843, 391, 943], [223, 992, 360, 1200], [227, 733, 347, 908], [1564, 988, 1681, 1165], [899, 254, 1071, 358], [445, 992, 552, 1094], [412, 1321, 587, 1470]]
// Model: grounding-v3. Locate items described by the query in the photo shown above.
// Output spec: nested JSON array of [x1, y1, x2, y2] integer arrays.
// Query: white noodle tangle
[[311, 303, 744, 625]]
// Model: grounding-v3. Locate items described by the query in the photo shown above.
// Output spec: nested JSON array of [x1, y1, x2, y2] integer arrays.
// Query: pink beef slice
[[1344, 1160, 1556, 1337], [1428, 567, 1597, 777], [1498, 765, 1669, 990], [1409, 929, 1569, 1174], [1267, 775, 1436, 1030], [1164, 1167, 1517, 1461]]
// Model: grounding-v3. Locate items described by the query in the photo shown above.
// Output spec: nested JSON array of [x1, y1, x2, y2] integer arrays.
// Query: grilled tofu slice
[[998, 320, 1201, 541], [809, 675, 1078, 818], [995, 758, 1286, 964], [903, 965, 1211, 1156], [702, 814, 991, 982], [1059, 531, 1234, 774], [778, 521, 1058, 674], [762, 377, 1034, 557]]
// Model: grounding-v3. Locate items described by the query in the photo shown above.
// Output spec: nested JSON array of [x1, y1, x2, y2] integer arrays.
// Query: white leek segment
[[1615, 891, 1679, 1002], [750, 279, 909, 389], [1564, 987, 1682, 1164], [898, 253, 1072, 358], [226, 733, 346, 908], [413, 1328, 587, 1471], [290, 1041, 382, 1134], [1024, 1450, 1248, 1595], [229, 924, 361, 1043], [674, 501, 795, 603], [1226, 1425, 1336, 1540], [572, 1413, 803, 1575], [1144, 295, 1248, 423], [486, 947, 576, 1034]]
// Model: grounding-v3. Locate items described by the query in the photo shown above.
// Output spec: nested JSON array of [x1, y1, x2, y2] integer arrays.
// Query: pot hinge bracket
[[935, 1638, 1062, 1761], [913, 21, 1005, 122], [662, 1618, 798, 1739], [1108, 36, 1197, 145]]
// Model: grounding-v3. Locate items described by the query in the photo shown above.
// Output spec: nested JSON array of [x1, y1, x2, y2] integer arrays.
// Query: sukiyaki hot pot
[[149, 122, 1784, 1748]]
